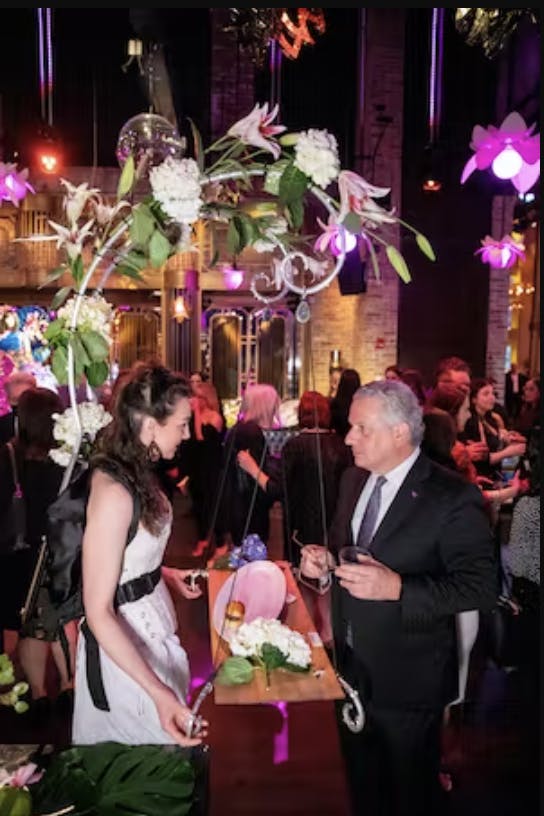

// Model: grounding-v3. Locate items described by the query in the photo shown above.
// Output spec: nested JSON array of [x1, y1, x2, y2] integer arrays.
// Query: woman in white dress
[[72, 363, 208, 746]]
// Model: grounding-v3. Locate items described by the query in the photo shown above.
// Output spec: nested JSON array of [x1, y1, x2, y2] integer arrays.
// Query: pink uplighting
[[331, 229, 357, 256], [475, 235, 526, 270], [223, 266, 244, 290], [461, 112, 540, 194], [0, 163, 34, 206]]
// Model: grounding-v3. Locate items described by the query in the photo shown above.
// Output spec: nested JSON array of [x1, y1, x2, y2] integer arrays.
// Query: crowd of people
[[0, 353, 539, 815]]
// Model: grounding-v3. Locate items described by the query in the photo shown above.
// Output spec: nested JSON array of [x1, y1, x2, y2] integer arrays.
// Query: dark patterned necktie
[[355, 475, 387, 553]]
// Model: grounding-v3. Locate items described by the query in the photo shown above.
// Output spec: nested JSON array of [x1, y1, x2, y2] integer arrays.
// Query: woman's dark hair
[[17, 387, 63, 460], [93, 364, 190, 534], [335, 369, 361, 407], [421, 408, 457, 470], [401, 368, 427, 405], [298, 391, 331, 429]]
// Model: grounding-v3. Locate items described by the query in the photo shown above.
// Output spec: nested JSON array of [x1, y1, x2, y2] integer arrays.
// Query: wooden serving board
[[207, 561, 344, 705]]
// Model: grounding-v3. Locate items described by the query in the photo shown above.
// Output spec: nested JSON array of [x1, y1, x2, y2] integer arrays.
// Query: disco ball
[[115, 113, 186, 169]]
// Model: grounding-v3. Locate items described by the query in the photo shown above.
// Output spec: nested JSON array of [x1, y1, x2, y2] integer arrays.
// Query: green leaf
[[278, 161, 308, 205], [51, 344, 69, 384], [70, 255, 85, 287], [117, 154, 135, 198], [286, 199, 304, 231], [131, 204, 156, 246], [71, 331, 92, 368], [187, 116, 205, 173], [209, 248, 220, 268], [261, 643, 286, 670], [342, 211, 362, 235], [149, 229, 172, 268], [86, 360, 109, 387], [216, 656, 254, 686], [226, 218, 242, 256], [32, 744, 196, 816], [80, 329, 110, 361], [366, 240, 381, 282], [386, 244, 411, 283], [415, 232, 436, 261], [44, 317, 64, 341], [115, 264, 144, 281], [38, 266, 67, 289], [50, 285, 73, 311]]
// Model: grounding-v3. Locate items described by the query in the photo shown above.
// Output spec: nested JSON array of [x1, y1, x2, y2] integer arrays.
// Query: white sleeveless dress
[[72, 514, 190, 745]]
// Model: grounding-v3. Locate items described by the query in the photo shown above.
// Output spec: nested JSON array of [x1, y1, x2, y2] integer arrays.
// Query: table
[[207, 561, 344, 705]]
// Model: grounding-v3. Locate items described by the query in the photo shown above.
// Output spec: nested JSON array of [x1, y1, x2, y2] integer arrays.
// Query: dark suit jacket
[[329, 453, 497, 709], [504, 371, 528, 417]]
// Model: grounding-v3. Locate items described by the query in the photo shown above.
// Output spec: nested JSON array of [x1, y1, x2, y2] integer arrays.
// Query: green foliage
[[50, 285, 73, 310], [0, 786, 32, 816], [386, 245, 411, 283], [149, 229, 172, 268], [216, 656, 254, 686], [117, 154, 135, 198], [30, 743, 196, 816], [415, 232, 436, 261], [278, 162, 309, 206]]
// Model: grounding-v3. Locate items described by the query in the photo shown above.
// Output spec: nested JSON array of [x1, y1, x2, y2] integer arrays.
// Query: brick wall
[[486, 195, 516, 401], [302, 10, 405, 393]]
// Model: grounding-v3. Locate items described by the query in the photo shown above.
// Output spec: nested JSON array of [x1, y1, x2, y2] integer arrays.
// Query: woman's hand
[[162, 566, 203, 599], [153, 687, 208, 746]]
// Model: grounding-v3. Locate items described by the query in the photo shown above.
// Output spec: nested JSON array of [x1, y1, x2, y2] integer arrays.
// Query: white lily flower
[[48, 218, 95, 260], [60, 179, 100, 225], [228, 102, 286, 160]]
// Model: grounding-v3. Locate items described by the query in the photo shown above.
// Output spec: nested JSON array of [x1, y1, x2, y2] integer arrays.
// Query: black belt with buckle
[[82, 565, 162, 711]]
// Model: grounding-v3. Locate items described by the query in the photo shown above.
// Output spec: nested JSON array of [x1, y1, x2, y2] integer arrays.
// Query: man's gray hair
[[353, 380, 425, 446]]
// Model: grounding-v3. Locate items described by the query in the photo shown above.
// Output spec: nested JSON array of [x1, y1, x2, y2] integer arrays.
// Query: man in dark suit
[[504, 363, 528, 422], [301, 380, 496, 815]]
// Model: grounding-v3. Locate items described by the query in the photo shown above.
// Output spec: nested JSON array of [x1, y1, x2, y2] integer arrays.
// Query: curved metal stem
[[60, 220, 132, 491], [336, 673, 365, 733]]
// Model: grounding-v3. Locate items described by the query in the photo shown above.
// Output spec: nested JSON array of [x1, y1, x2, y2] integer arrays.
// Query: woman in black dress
[[0, 387, 74, 720]]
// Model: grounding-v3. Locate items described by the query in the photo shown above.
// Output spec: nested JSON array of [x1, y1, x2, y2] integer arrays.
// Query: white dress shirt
[[351, 447, 421, 544]]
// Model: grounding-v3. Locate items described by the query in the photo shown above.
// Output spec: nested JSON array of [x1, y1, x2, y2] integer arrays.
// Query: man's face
[[345, 396, 408, 473], [438, 369, 471, 395]]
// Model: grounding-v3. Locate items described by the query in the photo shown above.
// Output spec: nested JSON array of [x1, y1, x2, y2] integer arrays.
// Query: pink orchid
[[4, 762, 43, 788], [475, 235, 526, 270], [337, 171, 395, 226], [461, 112, 540, 194], [228, 103, 286, 160], [0, 163, 34, 206]]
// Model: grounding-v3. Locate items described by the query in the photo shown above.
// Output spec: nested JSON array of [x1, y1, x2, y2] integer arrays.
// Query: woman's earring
[[147, 440, 161, 462]]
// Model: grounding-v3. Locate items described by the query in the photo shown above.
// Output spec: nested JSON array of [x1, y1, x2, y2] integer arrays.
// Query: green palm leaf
[[31, 743, 197, 816]]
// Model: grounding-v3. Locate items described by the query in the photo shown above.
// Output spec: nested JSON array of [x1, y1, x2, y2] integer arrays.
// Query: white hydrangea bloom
[[57, 295, 113, 343], [294, 129, 340, 189], [149, 157, 203, 225], [49, 401, 112, 467], [228, 616, 311, 669]]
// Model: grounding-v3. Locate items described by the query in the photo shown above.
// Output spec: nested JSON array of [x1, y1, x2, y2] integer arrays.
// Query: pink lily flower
[[337, 170, 395, 226], [475, 235, 526, 269], [461, 112, 540, 194], [5, 762, 43, 787], [228, 103, 286, 160]]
